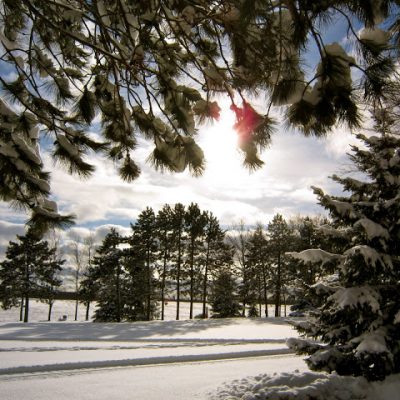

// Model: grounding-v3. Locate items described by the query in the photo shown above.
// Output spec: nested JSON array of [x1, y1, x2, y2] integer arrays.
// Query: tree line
[[0, 202, 339, 322]]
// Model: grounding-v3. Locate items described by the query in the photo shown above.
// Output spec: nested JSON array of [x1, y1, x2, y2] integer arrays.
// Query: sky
[[0, 10, 368, 260], [0, 102, 362, 259]]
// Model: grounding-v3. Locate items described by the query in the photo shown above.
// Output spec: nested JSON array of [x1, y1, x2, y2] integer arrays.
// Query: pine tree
[[247, 223, 270, 317], [170, 203, 186, 320], [1, 1, 398, 228], [92, 228, 126, 322], [201, 211, 232, 318], [288, 115, 400, 381], [267, 214, 293, 317], [130, 207, 158, 321], [124, 244, 157, 321], [210, 270, 240, 318], [0, 229, 64, 322], [79, 263, 99, 322], [184, 203, 206, 319], [227, 221, 253, 317], [155, 204, 173, 321]]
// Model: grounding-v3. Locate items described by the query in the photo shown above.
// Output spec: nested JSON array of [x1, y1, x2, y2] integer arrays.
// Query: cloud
[[1, 104, 359, 251], [0, 220, 26, 260]]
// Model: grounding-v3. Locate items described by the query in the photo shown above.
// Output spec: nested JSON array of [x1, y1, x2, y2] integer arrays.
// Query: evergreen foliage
[[85, 203, 233, 322], [92, 228, 126, 322], [129, 207, 158, 321], [246, 223, 269, 317], [288, 216, 340, 313], [155, 204, 173, 321], [266, 214, 294, 317], [184, 203, 207, 319], [170, 203, 186, 320], [201, 211, 232, 318], [0, 228, 64, 322], [210, 270, 240, 318], [1, 1, 399, 229], [287, 115, 400, 381], [228, 221, 253, 317]]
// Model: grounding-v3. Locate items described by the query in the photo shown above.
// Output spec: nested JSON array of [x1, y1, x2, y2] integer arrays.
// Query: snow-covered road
[[0, 318, 305, 399], [0, 354, 307, 400]]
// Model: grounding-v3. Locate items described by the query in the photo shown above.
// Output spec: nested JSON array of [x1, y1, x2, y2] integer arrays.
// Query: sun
[[197, 105, 245, 184]]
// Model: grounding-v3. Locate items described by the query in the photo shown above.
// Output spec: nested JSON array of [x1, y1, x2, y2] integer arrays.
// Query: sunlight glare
[[198, 105, 245, 185]]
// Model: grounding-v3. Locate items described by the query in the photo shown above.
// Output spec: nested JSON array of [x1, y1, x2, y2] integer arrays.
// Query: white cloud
[[0, 220, 26, 260], [0, 103, 361, 255]]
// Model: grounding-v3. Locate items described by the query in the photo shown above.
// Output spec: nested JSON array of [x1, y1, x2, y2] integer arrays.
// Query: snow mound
[[211, 370, 400, 400], [212, 371, 369, 400]]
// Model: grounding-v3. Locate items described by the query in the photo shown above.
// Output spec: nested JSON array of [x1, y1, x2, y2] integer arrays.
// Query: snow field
[[0, 317, 298, 375], [0, 299, 288, 322], [2, 303, 398, 400]]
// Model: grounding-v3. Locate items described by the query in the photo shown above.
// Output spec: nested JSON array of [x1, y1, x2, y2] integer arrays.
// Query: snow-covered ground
[[0, 299, 289, 323], [0, 303, 399, 400]]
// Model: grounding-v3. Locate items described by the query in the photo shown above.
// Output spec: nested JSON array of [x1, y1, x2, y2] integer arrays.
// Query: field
[[0, 301, 398, 400]]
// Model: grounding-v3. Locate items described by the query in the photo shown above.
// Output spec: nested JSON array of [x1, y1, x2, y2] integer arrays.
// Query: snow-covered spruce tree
[[0, 1, 398, 231], [287, 117, 400, 381]]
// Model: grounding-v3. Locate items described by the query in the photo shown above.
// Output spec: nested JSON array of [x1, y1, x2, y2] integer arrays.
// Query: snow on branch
[[355, 329, 389, 356], [354, 218, 389, 241], [286, 249, 343, 265], [329, 286, 381, 313], [344, 245, 386, 269]]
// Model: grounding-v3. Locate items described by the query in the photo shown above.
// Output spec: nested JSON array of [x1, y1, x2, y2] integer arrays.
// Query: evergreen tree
[[201, 211, 232, 318], [210, 270, 240, 318], [155, 204, 173, 321], [247, 223, 270, 317], [130, 207, 158, 320], [80, 232, 96, 321], [79, 263, 99, 322], [92, 228, 125, 322], [124, 244, 157, 321], [227, 221, 252, 317], [0, 229, 63, 322], [288, 116, 400, 381], [289, 216, 342, 313], [184, 203, 206, 319], [1, 1, 397, 227], [170, 203, 186, 320], [266, 214, 293, 317]]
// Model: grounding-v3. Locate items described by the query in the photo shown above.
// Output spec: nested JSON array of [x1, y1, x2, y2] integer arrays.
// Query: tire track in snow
[[0, 348, 294, 377]]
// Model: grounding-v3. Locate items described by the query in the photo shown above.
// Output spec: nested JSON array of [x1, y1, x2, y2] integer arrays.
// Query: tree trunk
[[74, 298, 79, 321], [275, 253, 281, 317], [283, 290, 287, 317], [262, 263, 268, 317], [24, 295, 29, 323], [85, 302, 90, 321], [176, 231, 182, 321], [19, 298, 24, 322], [48, 301, 54, 321], [24, 259, 30, 323], [146, 249, 151, 321], [161, 249, 167, 321], [257, 274, 262, 317], [189, 238, 195, 319], [202, 240, 211, 318], [116, 263, 121, 322]]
